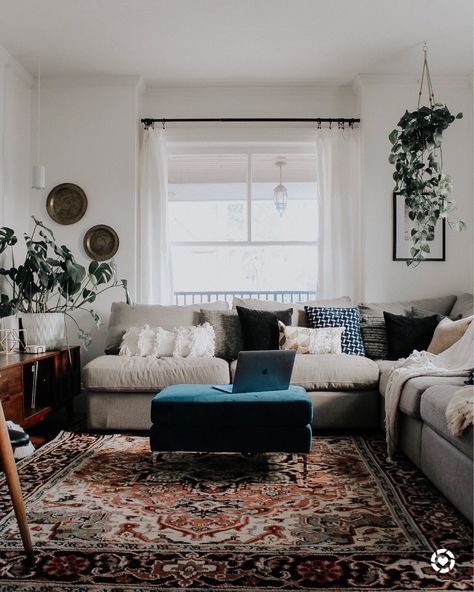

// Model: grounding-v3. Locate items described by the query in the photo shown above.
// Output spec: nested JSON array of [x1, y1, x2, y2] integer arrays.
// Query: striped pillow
[[360, 315, 388, 360]]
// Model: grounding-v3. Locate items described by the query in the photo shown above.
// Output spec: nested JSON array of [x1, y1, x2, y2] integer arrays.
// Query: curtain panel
[[315, 129, 361, 304], [138, 127, 173, 304]]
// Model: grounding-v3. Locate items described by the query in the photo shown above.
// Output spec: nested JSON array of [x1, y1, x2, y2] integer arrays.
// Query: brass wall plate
[[83, 225, 119, 261], [46, 183, 88, 225]]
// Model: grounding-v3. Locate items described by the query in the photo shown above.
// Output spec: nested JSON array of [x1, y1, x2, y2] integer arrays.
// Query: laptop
[[213, 350, 296, 394]]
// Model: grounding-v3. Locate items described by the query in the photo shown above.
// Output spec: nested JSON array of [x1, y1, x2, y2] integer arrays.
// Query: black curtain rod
[[141, 117, 360, 127]]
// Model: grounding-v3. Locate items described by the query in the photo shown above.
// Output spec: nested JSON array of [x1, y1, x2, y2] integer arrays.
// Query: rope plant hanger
[[388, 42, 465, 266]]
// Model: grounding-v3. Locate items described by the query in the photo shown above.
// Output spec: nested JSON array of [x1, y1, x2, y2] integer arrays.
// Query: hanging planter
[[388, 44, 465, 266]]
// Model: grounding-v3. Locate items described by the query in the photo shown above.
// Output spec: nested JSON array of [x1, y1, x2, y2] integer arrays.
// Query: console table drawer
[[0, 367, 22, 398], [1, 392, 23, 423]]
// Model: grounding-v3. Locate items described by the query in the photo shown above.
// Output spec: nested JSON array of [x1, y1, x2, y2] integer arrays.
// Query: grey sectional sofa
[[378, 373, 472, 522], [83, 293, 473, 521]]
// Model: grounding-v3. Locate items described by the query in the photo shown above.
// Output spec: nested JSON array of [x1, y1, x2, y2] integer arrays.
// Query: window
[[168, 150, 318, 302]]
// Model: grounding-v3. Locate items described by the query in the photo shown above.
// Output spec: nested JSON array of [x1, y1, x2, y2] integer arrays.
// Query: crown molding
[[144, 83, 357, 99], [41, 75, 143, 89], [0, 46, 34, 87], [144, 77, 355, 90], [356, 73, 472, 88]]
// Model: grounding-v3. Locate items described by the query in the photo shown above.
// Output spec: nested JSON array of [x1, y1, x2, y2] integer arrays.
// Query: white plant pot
[[21, 313, 65, 350]]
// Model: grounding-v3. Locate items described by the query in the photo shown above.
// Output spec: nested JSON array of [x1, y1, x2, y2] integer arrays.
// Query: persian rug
[[0, 432, 472, 591]]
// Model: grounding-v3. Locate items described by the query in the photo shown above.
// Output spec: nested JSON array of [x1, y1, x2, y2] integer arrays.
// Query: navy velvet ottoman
[[150, 384, 313, 454]]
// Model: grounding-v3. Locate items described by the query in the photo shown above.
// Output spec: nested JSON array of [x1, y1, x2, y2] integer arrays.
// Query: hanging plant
[[388, 45, 465, 266]]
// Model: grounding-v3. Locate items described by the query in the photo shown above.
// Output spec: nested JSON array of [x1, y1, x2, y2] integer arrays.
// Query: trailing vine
[[388, 44, 465, 266], [389, 104, 464, 265]]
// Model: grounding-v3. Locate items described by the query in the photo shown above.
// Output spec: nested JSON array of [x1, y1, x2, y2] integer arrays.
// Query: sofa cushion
[[83, 355, 230, 392], [376, 360, 396, 375], [383, 311, 438, 360], [199, 309, 243, 361], [359, 295, 457, 318], [420, 385, 473, 459], [379, 374, 467, 419], [236, 306, 293, 351], [305, 306, 365, 356], [232, 296, 352, 327], [105, 301, 229, 354], [428, 316, 473, 354], [230, 353, 379, 391], [360, 315, 388, 360], [450, 293, 474, 319]]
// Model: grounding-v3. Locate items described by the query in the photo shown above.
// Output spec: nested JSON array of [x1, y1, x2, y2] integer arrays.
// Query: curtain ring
[[162, 118, 166, 130]]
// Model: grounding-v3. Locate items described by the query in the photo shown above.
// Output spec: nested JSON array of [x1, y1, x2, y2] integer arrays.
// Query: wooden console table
[[0, 347, 80, 427]]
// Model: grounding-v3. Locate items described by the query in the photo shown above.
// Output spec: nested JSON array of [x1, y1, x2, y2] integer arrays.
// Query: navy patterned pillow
[[305, 306, 365, 356]]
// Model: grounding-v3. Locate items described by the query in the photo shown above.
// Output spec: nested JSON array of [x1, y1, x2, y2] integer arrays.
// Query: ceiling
[[0, 0, 472, 85]]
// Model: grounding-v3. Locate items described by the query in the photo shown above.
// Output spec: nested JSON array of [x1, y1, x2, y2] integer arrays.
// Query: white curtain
[[315, 128, 361, 303], [138, 127, 173, 304]]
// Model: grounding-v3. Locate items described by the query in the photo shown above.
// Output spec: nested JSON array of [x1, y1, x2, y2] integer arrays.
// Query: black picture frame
[[392, 193, 446, 261]]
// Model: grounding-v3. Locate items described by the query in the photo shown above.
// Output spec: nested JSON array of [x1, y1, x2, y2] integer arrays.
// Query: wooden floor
[[27, 409, 86, 448]]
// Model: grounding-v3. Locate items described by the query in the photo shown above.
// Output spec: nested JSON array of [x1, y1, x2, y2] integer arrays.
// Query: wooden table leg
[[0, 402, 33, 561]]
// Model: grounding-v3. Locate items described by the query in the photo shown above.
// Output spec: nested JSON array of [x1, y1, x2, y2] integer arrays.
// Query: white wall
[[24, 77, 472, 362], [358, 75, 473, 302], [0, 46, 32, 239], [142, 84, 358, 119], [29, 77, 141, 363], [0, 46, 32, 316]]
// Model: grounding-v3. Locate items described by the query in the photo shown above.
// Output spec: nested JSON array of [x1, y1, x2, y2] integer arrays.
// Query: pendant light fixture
[[273, 158, 288, 216], [32, 57, 45, 190]]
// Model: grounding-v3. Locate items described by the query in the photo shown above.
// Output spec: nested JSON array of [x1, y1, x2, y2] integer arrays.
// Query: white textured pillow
[[311, 327, 345, 354], [173, 323, 216, 358], [119, 326, 141, 357], [155, 327, 176, 357], [137, 324, 156, 356], [278, 321, 344, 354]]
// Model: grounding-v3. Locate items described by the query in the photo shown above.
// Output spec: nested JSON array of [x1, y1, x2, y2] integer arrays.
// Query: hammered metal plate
[[83, 225, 119, 261], [46, 183, 88, 225]]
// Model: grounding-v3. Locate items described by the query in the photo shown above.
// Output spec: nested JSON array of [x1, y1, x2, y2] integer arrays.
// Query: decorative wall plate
[[83, 225, 119, 261], [46, 183, 88, 225]]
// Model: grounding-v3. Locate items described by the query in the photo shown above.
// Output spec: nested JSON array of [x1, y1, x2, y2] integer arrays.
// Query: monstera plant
[[389, 103, 465, 265], [0, 217, 130, 348]]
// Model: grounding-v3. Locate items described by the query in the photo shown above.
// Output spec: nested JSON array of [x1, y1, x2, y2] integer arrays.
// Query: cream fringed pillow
[[119, 327, 141, 356], [278, 322, 344, 354], [173, 323, 216, 358], [427, 316, 473, 354]]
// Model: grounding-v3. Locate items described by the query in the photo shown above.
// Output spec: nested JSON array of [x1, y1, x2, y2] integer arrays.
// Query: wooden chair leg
[[0, 402, 33, 561]]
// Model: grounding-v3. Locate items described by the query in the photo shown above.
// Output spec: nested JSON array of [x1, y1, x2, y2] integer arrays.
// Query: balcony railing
[[174, 290, 316, 306]]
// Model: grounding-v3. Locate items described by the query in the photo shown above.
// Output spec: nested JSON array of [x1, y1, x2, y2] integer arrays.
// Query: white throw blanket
[[385, 322, 474, 459], [446, 386, 474, 436]]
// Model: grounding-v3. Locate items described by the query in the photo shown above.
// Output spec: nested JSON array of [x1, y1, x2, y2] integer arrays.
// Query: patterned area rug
[[0, 432, 472, 591]]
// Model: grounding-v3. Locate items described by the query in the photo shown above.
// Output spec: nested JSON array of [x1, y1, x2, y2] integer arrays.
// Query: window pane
[[172, 245, 317, 294], [168, 154, 247, 241], [251, 154, 318, 241]]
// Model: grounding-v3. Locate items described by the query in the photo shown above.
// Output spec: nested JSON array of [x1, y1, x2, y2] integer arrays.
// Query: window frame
[[168, 143, 318, 250]]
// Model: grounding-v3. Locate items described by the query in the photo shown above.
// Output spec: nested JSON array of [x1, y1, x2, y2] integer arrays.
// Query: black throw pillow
[[236, 306, 293, 351], [383, 311, 439, 360]]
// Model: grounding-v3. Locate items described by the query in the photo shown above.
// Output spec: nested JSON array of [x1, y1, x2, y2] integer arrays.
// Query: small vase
[[21, 313, 66, 350]]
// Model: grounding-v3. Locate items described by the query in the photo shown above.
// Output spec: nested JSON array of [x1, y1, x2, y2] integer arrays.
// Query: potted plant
[[0, 217, 130, 349]]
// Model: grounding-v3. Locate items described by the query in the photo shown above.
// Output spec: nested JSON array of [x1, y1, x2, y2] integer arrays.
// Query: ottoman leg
[[301, 453, 308, 481]]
